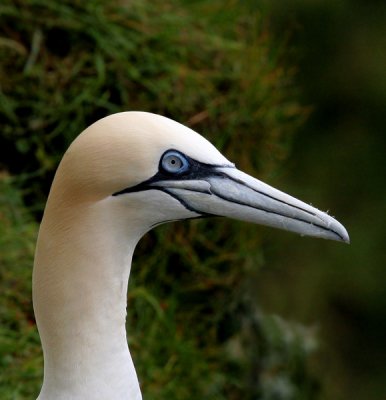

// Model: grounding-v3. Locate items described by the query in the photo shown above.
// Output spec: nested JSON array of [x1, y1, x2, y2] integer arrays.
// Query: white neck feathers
[[33, 191, 144, 399]]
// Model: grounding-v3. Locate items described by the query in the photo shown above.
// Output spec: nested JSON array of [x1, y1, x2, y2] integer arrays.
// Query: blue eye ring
[[160, 150, 190, 174]]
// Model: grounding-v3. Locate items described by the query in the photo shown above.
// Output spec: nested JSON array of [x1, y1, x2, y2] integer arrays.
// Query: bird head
[[50, 111, 349, 242]]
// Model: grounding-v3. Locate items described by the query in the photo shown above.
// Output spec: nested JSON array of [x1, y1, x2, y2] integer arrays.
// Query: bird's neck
[[33, 197, 144, 400]]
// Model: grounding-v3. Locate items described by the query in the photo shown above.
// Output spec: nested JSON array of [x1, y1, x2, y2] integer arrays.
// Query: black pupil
[[168, 156, 180, 168]]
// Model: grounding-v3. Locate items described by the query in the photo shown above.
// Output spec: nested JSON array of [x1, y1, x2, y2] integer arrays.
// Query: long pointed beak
[[154, 167, 349, 243]]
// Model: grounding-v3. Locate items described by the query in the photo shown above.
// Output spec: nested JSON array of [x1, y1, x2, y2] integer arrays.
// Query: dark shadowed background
[[258, 1, 386, 398]]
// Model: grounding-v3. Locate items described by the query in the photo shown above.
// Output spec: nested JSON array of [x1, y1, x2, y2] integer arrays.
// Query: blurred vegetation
[[0, 0, 306, 210], [2, 0, 382, 400], [255, 1, 386, 399], [0, 176, 41, 398]]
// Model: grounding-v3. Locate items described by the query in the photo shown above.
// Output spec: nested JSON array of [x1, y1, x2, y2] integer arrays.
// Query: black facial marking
[[112, 149, 233, 196]]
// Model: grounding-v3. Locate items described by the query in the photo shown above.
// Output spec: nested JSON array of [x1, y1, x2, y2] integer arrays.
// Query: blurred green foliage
[[0, 177, 42, 398], [256, 1, 386, 399], [0, 1, 323, 399], [0, 0, 306, 208]]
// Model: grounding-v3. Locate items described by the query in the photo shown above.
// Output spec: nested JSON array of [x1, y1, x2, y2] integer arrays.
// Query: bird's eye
[[161, 151, 189, 174]]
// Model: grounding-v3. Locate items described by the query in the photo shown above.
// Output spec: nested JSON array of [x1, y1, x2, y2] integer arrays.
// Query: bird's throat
[[33, 199, 143, 400]]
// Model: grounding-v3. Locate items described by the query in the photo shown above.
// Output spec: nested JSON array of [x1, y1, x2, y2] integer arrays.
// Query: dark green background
[[258, 1, 386, 398]]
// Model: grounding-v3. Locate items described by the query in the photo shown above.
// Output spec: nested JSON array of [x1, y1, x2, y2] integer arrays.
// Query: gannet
[[33, 111, 349, 399]]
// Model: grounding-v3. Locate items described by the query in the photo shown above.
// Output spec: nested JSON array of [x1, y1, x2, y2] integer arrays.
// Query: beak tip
[[337, 232, 350, 244], [330, 219, 350, 244], [341, 229, 350, 244]]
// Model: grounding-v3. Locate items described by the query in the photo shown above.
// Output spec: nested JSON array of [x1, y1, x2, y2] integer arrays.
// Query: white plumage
[[33, 112, 348, 399]]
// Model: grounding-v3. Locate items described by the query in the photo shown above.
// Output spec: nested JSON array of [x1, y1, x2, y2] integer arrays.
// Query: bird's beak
[[151, 166, 349, 243]]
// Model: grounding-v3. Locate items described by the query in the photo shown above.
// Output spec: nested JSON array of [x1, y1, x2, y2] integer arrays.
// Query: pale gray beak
[[153, 166, 350, 243]]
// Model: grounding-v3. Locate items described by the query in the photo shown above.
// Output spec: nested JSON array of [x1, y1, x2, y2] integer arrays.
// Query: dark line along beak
[[146, 166, 350, 243]]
